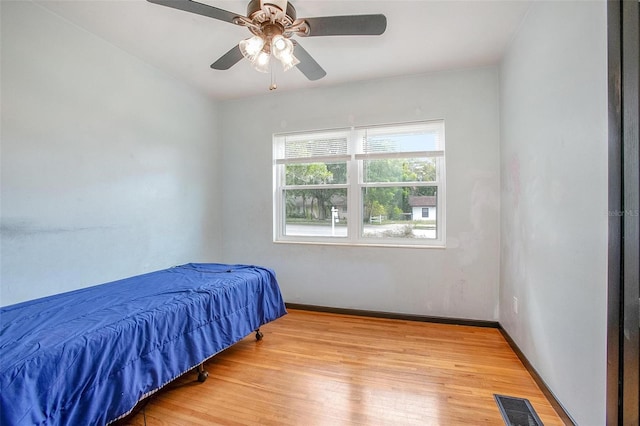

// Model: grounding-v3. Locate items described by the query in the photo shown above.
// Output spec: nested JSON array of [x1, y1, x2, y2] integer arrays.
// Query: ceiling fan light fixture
[[148, 0, 387, 84], [271, 35, 298, 71], [239, 35, 265, 61]]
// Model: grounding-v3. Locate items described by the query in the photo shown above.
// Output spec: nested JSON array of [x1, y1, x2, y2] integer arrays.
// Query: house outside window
[[273, 120, 445, 247]]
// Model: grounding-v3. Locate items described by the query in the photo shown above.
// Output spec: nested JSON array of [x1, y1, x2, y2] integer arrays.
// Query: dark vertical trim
[[608, 1, 640, 424], [607, 1, 623, 424], [621, 1, 640, 425]]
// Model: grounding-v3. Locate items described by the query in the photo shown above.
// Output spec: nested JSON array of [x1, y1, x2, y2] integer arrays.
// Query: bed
[[0, 263, 287, 425]]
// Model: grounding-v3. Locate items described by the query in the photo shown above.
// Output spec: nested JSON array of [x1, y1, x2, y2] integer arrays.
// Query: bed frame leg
[[196, 363, 208, 383], [196, 329, 262, 383]]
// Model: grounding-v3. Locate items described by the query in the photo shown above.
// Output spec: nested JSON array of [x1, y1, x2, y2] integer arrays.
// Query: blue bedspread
[[0, 263, 287, 425]]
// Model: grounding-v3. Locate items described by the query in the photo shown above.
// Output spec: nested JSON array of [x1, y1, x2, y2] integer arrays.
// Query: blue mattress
[[0, 263, 287, 425]]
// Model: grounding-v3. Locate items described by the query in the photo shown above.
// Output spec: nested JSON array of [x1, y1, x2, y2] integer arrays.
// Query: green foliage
[[286, 163, 333, 185], [390, 206, 404, 220], [370, 200, 386, 217], [326, 163, 347, 184], [285, 162, 347, 220], [285, 158, 436, 223], [361, 158, 438, 219], [364, 158, 436, 183]]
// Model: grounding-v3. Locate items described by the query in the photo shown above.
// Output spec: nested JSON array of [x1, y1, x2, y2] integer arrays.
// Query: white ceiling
[[35, 0, 532, 100]]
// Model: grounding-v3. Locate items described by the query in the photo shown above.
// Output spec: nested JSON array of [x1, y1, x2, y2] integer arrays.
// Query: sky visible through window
[[366, 133, 438, 152]]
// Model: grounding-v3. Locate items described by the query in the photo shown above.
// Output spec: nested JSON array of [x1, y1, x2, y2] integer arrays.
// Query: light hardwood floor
[[117, 309, 565, 425]]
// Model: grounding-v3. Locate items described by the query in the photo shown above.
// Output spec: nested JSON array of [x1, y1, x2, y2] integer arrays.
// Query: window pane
[[362, 127, 440, 154], [285, 162, 347, 185], [284, 134, 347, 159], [362, 187, 437, 239], [363, 157, 437, 183], [284, 188, 347, 237]]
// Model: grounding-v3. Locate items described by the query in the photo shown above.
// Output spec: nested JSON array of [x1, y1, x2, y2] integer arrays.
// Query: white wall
[[220, 68, 501, 321], [499, 2, 608, 424], [0, 1, 221, 306]]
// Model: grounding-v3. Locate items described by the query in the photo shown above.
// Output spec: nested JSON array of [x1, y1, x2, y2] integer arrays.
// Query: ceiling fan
[[147, 0, 387, 83]]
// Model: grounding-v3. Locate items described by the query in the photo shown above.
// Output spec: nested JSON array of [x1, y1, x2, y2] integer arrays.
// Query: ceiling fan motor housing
[[247, 0, 297, 24]]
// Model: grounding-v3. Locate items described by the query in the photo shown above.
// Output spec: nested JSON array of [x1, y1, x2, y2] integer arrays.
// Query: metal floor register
[[494, 394, 544, 426]]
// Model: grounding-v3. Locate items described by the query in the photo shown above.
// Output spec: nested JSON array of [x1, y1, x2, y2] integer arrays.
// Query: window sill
[[273, 239, 446, 249]]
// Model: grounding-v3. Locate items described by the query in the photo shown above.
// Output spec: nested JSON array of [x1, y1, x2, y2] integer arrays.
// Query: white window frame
[[273, 120, 446, 248]]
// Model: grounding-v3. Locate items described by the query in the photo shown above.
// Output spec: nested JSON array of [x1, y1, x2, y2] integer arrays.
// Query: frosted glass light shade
[[271, 35, 299, 72], [271, 35, 292, 57], [251, 50, 271, 73], [239, 36, 265, 61], [278, 51, 299, 71]]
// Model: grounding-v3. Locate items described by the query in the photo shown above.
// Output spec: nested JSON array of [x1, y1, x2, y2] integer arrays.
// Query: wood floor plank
[[116, 309, 565, 425]]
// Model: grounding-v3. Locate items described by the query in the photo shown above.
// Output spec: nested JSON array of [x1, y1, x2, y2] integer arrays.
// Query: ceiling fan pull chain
[[269, 62, 278, 91]]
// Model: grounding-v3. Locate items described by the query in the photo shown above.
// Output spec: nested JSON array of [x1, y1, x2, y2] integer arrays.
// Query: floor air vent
[[494, 394, 544, 426]]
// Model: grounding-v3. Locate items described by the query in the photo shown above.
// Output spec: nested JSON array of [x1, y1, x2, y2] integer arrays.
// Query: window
[[273, 121, 445, 247]]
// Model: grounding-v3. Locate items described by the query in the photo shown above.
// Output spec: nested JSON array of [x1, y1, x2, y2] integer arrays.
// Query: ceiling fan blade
[[293, 42, 326, 81], [211, 45, 244, 70], [147, 0, 239, 24], [304, 14, 387, 37]]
